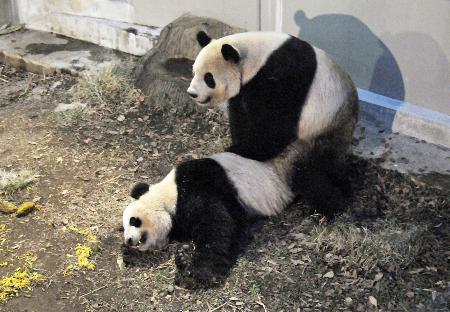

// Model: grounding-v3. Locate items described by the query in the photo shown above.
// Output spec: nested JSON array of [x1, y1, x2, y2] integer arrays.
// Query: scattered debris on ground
[[0, 62, 449, 311]]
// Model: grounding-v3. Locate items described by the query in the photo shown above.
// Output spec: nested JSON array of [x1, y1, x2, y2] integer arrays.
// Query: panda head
[[122, 172, 177, 251], [187, 31, 241, 106]]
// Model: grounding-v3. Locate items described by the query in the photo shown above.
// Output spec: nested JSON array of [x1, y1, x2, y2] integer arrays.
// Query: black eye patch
[[204, 72, 216, 88], [129, 217, 142, 227]]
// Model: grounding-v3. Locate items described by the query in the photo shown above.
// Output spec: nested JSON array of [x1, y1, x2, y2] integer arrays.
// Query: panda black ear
[[221, 44, 240, 64], [197, 31, 212, 48], [130, 182, 150, 199]]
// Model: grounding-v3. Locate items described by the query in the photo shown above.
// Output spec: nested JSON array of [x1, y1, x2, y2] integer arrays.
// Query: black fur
[[226, 36, 317, 161], [290, 133, 353, 218], [221, 44, 240, 64], [204, 72, 216, 88], [130, 182, 150, 199], [129, 217, 142, 227], [169, 158, 258, 288], [197, 31, 212, 48]]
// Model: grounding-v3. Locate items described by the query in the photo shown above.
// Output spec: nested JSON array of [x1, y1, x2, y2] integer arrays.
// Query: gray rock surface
[[134, 14, 244, 115]]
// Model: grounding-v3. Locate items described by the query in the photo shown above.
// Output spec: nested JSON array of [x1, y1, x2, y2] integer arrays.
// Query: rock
[[323, 271, 334, 278], [50, 81, 62, 90], [368, 296, 378, 307], [134, 14, 244, 116], [166, 285, 174, 293], [54, 102, 86, 112], [345, 297, 353, 306]]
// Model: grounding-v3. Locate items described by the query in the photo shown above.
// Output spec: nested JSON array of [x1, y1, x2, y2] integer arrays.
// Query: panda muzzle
[[126, 232, 147, 248]]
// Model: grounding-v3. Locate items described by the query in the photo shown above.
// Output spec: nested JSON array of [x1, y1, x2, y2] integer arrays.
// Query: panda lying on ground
[[123, 152, 293, 288], [188, 31, 359, 216]]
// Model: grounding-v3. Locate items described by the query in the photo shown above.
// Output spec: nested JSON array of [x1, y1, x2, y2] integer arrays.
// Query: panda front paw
[[175, 244, 194, 272], [174, 266, 222, 290], [174, 246, 224, 289]]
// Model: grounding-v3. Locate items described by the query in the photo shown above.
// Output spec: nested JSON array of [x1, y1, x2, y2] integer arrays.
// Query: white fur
[[123, 169, 178, 251], [210, 152, 294, 216], [298, 48, 354, 141]]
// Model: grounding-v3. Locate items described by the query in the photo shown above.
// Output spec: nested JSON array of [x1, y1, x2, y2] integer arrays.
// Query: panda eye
[[204, 72, 215, 88], [130, 217, 142, 227]]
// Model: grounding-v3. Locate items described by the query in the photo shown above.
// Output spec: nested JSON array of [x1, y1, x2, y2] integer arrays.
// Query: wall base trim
[[358, 89, 450, 148]]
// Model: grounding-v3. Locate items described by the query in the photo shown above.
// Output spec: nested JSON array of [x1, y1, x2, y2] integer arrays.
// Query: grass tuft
[[71, 67, 144, 110], [0, 170, 37, 195], [49, 107, 86, 125], [312, 219, 426, 273]]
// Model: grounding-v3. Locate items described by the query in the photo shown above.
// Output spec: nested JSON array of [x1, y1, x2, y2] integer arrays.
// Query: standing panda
[[187, 31, 359, 215], [123, 152, 293, 288]]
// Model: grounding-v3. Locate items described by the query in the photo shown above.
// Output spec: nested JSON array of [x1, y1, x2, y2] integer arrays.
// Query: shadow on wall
[[380, 32, 450, 116], [294, 10, 405, 103]]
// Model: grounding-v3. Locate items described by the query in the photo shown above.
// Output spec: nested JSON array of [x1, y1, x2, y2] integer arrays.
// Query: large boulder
[[134, 14, 244, 115]]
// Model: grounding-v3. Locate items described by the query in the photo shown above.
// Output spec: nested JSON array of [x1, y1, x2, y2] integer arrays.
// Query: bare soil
[[0, 64, 449, 312]]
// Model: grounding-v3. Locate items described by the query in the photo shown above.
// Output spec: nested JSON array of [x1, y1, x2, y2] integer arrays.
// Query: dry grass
[[71, 67, 144, 110], [0, 170, 37, 196], [312, 218, 426, 273], [49, 107, 86, 125]]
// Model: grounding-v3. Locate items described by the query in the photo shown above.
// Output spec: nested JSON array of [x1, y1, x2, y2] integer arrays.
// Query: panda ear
[[197, 31, 212, 48], [130, 182, 150, 199], [221, 44, 240, 64]]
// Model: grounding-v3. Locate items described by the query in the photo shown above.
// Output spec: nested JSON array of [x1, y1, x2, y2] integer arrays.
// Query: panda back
[[209, 152, 294, 216]]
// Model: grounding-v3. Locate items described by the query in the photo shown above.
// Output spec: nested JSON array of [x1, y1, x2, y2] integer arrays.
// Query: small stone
[[345, 297, 353, 306], [368, 296, 377, 307], [182, 244, 190, 250], [323, 271, 334, 278], [374, 272, 383, 281], [167, 285, 174, 293], [50, 81, 62, 90], [54, 102, 86, 112], [117, 115, 126, 122]]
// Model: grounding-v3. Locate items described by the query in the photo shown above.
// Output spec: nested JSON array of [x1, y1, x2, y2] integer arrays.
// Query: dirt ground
[[0, 63, 449, 312]]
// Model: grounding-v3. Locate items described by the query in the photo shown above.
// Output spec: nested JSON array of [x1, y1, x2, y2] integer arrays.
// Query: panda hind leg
[[293, 160, 345, 218], [175, 200, 239, 289]]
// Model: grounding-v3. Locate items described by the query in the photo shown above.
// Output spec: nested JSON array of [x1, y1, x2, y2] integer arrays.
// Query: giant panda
[[187, 31, 359, 215], [123, 152, 293, 288]]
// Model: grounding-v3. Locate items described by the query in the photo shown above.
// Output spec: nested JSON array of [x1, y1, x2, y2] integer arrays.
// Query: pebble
[[345, 297, 353, 306]]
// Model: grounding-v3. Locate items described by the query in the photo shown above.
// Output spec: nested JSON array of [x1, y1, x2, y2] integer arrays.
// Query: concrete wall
[[14, 0, 260, 30], [270, 0, 450, 117], [0, 0, 18, 25]]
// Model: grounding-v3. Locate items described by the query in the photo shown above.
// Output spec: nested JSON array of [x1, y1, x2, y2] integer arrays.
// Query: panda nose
[[126, 238, 134, 246], [187, 91, 198, 98]]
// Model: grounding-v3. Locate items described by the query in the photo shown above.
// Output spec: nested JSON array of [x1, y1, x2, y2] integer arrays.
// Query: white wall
[[12, 0, 450, 116], [273, 0, 450, 116]]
